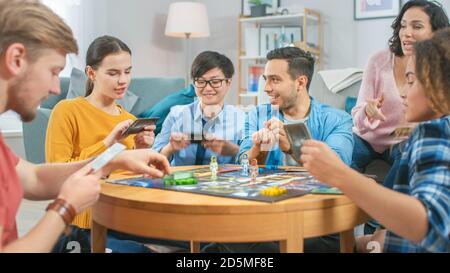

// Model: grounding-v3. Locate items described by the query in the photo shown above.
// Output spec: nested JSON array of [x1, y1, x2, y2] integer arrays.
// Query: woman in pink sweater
[[351, 0, 449, 183]]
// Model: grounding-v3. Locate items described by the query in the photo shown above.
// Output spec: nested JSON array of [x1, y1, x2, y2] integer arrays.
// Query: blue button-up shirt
[[383, 115, 450, 253], [152, 100, 245, 166], [239, 97, 354, 166]]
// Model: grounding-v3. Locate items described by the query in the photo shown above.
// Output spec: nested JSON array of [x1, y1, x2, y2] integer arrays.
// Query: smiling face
[[87, 51, 132, 100], [194, 67, 231, 108], [403, 56, 439, 122], [263, 59, 300, 111], [400, 7, 433, 56], [7, 48, 66, 122]]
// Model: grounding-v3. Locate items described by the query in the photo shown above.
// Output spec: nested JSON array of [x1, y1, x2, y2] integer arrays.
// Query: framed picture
[[241, 0, 280, 17], [354, 0, 401, 20], [284, 26, 303, 44], [259, 26, 302, 57], [259, 26, 281, 56]]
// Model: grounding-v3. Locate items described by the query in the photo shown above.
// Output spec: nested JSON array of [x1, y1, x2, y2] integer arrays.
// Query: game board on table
[[106, 165, 342, 203]]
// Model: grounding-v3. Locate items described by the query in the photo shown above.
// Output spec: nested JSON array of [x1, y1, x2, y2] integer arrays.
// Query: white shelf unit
[[237, 9, 321, 105]]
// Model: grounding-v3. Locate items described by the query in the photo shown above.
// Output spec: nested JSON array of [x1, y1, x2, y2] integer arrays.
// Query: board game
[[106, 165, 342, 203]]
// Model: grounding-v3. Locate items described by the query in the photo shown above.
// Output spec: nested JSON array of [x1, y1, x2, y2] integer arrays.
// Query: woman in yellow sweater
[[46, 36, 155, 252]]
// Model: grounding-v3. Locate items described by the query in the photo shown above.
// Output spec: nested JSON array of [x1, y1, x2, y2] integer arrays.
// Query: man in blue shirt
[[240, 47, 354, 166], [203, 47, 354, 253], [138, 84, 196, 136], [152, 51, 244, 166]]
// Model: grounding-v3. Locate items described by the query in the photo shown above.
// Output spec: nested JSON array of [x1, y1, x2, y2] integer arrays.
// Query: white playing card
[[90, 143, 126, 173]]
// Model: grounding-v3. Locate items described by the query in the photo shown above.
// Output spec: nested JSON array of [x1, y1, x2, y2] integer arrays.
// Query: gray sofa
[[22, 77, 185, 163]]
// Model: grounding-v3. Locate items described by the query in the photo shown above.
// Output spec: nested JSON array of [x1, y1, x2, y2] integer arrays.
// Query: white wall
[[282, 0, 449, 68], [0, 111, 26, 159], [101, 0, 186, 77], [194, 0, 241, 104], [45, 0, 450, 103]]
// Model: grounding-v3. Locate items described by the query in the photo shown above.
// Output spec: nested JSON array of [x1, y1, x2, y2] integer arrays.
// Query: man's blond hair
[[0, 0, 78, 60]]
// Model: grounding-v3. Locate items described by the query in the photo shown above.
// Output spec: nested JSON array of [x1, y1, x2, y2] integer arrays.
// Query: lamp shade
[[165, 2, 210, 38]]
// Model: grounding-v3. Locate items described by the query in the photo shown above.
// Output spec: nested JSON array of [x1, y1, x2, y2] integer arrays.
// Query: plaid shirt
[[384, 115, 450, 253]]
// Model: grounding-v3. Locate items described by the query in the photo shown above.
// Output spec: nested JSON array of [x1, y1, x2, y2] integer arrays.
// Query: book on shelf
[[248, 65, 265, 92]]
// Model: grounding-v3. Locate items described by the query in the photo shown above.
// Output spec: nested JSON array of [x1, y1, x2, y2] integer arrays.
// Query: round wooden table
[[91, 167, 369, 253]]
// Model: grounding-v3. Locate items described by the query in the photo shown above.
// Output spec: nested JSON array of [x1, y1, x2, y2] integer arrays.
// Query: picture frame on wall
[[241, 0, 280, 17], [354, 0, 401, 20]]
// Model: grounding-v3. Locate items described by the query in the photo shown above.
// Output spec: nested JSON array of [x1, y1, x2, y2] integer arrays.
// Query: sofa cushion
[[127, 77, 185, 116], [22, 108, 52, 164], [40, 77, 70, 109], [345, 96, 357, 115], [66, 67, 87, 98]]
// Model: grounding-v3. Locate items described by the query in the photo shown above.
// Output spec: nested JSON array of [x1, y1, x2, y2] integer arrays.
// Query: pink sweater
[[352, 49, 405, 153]]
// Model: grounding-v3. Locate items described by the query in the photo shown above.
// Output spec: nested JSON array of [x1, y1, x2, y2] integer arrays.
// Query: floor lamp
[[165, 2, 210, 87]]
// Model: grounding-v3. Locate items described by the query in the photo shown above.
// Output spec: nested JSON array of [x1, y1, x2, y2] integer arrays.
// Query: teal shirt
[[138, 84, 196, 135]]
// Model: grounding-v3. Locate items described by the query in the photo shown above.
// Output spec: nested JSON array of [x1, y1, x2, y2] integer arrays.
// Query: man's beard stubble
[[7, 74, 38, 123]]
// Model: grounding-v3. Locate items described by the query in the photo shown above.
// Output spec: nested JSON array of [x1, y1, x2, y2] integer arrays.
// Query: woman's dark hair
[[389, 0, 449, 57], [191, 51, 234, 80], [85, 35, 131, 96]]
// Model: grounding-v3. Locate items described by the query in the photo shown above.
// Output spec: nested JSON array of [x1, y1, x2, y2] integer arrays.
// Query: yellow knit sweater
[[46, 97, 136, 229]]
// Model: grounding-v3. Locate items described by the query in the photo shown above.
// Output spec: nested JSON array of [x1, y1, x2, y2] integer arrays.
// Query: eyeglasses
[[193, 78, 229, 89]]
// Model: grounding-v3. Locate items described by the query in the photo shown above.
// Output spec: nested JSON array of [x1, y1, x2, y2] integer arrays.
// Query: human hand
[[103, 119, 133, 147], [264, 118, 290, 153], [300, 140, 348, 187], [105, 149, 171, 178], [57, 163, 102, 213], [252, 127, 278, 151], [365, 92, 386, 121], [202, 134, 239, 156], [134, 125, 156, 149], [169, 132, 191, 152]]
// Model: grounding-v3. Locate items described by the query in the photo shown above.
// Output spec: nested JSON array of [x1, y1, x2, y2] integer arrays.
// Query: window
[[41, 0, 84, 76]]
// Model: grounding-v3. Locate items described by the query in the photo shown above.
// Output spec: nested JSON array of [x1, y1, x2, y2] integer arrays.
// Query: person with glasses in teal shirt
[[152, 51, 245, 166]]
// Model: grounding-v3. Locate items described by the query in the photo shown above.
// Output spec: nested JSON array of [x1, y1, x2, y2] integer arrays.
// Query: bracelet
[[46, 198, 76, 226]]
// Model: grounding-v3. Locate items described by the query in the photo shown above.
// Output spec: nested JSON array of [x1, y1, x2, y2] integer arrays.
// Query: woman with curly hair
[[351, 0, 449, 185], [302, 28, 450, 253]]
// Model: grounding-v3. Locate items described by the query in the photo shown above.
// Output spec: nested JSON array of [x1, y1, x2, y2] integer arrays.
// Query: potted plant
[[249, 0, 271, 17]]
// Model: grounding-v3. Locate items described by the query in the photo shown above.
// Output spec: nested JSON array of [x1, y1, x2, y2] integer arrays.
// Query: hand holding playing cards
[[103, 119, 133, 147], [264, 118, 291, 153], [58, 163, 102, 213], [300, 140, 348, 187], [134, 125, 156, 149], [105, 149, 171, 178], [252, 127, 278, 151], [202, 134, 239, 156], [168, 132, 190, 152]]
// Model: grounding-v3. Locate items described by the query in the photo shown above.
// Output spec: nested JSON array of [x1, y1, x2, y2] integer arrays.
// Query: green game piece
[[163, 172, 197, 186], [173, 171, 194, 180]]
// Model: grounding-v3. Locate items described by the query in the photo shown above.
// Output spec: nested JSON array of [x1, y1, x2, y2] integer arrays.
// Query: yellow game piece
[[260, 186, 288, 196]]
